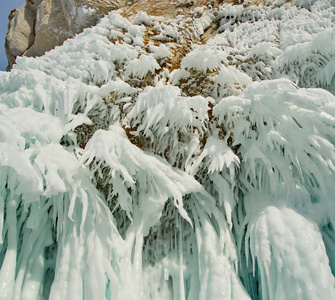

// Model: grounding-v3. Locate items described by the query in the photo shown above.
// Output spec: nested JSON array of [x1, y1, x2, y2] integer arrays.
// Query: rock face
[[5, 0, 127, 70], [5, 2, 37, 70]]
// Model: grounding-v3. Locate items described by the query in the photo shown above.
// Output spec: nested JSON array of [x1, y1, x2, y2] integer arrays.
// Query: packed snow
[[0, 0, 335, 299]]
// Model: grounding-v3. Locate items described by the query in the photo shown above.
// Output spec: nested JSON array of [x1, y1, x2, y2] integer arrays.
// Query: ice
[[125, 54, 160, 79], [149, 44, 173, 60], [244, 199, 335, 300], [0, 0, 335, 299], [128, 86, 210, 167], [180, 47, 227, 73], [132, 11, 153, 26], [214, 66, 252, 98], [275, 29, 335, 91]]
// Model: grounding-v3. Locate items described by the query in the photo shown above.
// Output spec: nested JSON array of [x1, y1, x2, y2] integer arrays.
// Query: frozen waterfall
[[0, 0, 335, 299]]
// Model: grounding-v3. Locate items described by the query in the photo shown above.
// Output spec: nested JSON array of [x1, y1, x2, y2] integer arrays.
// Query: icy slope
[[0, 0, 335, 299]]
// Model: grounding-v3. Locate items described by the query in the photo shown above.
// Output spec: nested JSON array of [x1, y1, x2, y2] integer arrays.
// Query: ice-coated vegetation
[[0, 0, 335, 299]]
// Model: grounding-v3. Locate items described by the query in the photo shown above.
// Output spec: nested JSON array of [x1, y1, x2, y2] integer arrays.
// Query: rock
[[24, 0, 71, 57], [5, 0, 126, 70], [5, 3, 36, 71]]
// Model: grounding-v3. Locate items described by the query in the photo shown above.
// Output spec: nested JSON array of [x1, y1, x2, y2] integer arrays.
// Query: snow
[[0, 0, 335, 299]]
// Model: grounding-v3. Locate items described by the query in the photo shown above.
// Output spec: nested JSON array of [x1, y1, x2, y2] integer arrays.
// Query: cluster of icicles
[[0, 0, 335, 299]]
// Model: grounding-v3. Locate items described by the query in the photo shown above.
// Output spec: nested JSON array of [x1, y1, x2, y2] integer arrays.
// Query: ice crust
[[0, 0, 335, 299]]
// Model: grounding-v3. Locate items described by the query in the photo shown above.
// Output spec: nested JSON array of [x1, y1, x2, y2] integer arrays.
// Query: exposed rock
[[5, 3, 36, 70], [24, 0, 71, 57]]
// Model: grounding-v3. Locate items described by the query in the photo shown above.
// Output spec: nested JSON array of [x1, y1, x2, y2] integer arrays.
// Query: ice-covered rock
[[1, 0, 335, 299]]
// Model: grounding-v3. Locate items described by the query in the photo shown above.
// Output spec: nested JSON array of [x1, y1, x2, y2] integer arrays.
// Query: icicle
[[0, 172, 5, 245], [178, 215, 186, 300], [245, 201, 335, 300], [0, 195, 18, 300]]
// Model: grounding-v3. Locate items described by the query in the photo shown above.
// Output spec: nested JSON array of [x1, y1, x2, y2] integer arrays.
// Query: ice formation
[[0, 0, 335, 299]]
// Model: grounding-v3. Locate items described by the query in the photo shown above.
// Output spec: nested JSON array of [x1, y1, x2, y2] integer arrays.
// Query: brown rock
[[5, 3, 36, 70], [24, 0, 72, 57]]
